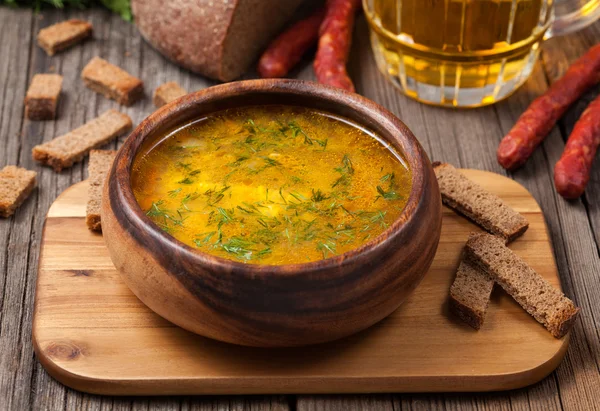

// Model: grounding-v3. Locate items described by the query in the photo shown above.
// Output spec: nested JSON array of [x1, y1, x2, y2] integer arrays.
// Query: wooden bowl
[[101, 79, 442, 347]]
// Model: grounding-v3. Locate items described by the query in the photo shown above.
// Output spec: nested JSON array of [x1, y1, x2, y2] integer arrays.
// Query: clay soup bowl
[[101, 79, 442, 347]]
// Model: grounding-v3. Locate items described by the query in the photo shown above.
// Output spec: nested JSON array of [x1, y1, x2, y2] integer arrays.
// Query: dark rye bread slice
[[25, 74, 63, 120], [0, 166, 37, 218], [131, 0, 305, 81], [86, 150, 117, 232], [449, 257, 495, 330], [465, 233, 580, 338], [433, 162, 529, 242], [32, 109, 131, 172], [37, 19, 92, 56], [82, 57, 144, 106], [153, 82, 186, 108]]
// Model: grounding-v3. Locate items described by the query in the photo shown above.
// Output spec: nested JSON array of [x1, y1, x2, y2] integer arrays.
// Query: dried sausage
[[554, 95, 600, 199], [497, 44, 600, 170], [314, 0, 362, 92], [258, 8, 325, 78]]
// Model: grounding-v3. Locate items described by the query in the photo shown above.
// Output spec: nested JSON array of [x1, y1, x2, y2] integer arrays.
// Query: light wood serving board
[[33, 170, 569, 395]]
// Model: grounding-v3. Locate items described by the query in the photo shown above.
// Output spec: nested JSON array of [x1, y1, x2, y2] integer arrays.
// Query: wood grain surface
[[35, 171, 566, 395], [1, 4, 599, 411]]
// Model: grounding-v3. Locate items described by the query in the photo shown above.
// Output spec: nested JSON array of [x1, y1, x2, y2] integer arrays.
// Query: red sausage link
[[497, 44, 600, 170], [314, 0, 362, 92], [258, 8, 325, 78], [554, 95, 600, 199]]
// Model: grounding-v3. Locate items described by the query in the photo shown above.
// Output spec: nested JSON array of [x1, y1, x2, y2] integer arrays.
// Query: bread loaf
[[131, 0, 305, 81]]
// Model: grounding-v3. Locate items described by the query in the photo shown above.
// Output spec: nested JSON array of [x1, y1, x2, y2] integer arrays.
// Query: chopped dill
[[178, 177, 194, 184], [168, 188, 182, 198], [317, 240, 336, 259], [205, 185, 230, 205], [311, 189, 329, 202], [176, 162, 192, 170], [376, 185, 402, 201], [262, 157, 281, 167], [289, 191, 308, 202], [279, 187, 287, 204], [216, 207, 235, 224], [194, 231, 216, 247], [146, 200, 166, 218], [182, 192, 200, 204], [315, 139, 328, 149], [288, 121, 313, 145], [146, 200, 187, 229], [221, 237, 254, 260], [255, 247, 273, 258], [341, 155, 354, 174], [228, 156, 249, 167], [380, 172, 395, 183], [332, 154, 354, 188], [375, 171, 401, 201]]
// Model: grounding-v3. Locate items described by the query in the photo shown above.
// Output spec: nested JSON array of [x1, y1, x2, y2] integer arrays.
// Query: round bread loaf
[[132, 0, 305, 82]]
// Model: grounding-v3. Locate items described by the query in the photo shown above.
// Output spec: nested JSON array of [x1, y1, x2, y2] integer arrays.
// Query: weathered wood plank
[[298, 395, 394, 411], [0, 7, 36, 411], [26, 8, 123, 411], [539, 26, 600, 374]]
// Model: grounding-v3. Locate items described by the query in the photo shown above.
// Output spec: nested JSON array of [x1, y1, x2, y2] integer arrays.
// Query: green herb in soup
[[131, 106, 411, 265]]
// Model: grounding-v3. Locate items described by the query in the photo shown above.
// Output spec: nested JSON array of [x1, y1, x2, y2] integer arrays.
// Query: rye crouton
[[433, 162, 529, 242], [465, 233, 580, 338], [449, 257, 495, 330], [153, 82, 187, 107], [37, 19, 92, 56], [32, 109, 132, 172], [82, 57, 144, 106], [25, 74, 63, 120], [86, 150, 117, 232], [0, 166, 37, 217]]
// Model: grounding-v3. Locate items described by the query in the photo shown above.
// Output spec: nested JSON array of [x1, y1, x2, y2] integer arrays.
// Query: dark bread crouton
[[37, 19, 92, 56], [0, 166, 37, 217], [86, 150, 117, 231], [433, 162, 529, 242], [82, 57, 144, 106], [32, 109, 131, 172], [153, 82, 187, 108], [465, 233, 579, 338], [25, 74, 63, 120], [449, 257, 495, 330]]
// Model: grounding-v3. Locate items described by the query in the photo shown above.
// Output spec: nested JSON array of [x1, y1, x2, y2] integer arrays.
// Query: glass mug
[[364, 0, 600, 107]]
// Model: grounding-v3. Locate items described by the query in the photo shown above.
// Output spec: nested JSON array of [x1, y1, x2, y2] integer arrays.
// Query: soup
[[131, 106, 412, 265]]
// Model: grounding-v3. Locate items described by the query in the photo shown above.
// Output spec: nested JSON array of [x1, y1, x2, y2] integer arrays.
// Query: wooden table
[[1, 5, 599, 411]]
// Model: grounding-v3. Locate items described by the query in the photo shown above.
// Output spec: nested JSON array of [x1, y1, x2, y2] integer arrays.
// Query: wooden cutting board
[[32, 170, 569, 395]]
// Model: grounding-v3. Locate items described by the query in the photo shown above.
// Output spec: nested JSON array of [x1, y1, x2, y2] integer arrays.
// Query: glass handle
[[546, 0, 600, 38]]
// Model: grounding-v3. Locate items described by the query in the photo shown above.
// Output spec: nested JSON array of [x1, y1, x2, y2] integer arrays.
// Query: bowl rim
[[110, 79, 427, 275]]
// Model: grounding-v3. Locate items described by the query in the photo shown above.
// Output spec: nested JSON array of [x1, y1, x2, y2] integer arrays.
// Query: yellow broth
[[131, 106, 411, 265]]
